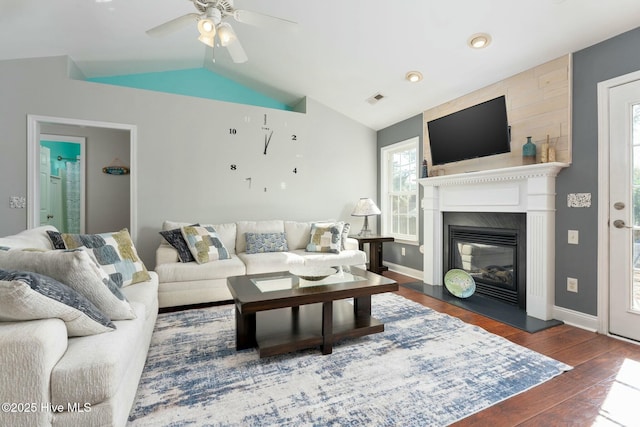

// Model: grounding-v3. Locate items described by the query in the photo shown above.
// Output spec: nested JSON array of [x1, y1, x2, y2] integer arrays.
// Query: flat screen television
[[427, 95, 510, 166]]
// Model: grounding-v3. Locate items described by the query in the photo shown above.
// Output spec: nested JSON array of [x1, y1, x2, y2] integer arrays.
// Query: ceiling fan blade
[[225, 37, 248, 63], [146, 13, 200, 37], [232, 9, 297, 31]]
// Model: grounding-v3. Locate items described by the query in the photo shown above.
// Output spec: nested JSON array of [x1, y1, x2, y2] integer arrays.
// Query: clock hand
[[263, 130, 273, 155]]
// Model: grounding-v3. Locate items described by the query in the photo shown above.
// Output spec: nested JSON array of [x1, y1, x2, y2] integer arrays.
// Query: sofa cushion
[[245, 232, 289, 254], [284, 221, 312, 250], [159, 225, 199, 263], [156, 255, 245, 283], [306, 222, 345, 254], [50, 300, 147, 407], [237, 251, 305, 275], [0, 249, 136, 320], [181, 225, 230, 264], [121, 273, 159, 321], [292, 249, 367, 268], [49, 229, 151, 288], [236, 220, 284, 253], [0, 269, 115, 337], [0, 225, 57, 250]]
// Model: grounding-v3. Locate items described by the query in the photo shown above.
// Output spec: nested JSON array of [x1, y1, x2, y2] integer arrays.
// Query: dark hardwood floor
[[383, 271, 640, 426]]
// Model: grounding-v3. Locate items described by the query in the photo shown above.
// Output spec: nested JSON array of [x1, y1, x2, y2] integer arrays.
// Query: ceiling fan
[[146, 0, 297, 63]]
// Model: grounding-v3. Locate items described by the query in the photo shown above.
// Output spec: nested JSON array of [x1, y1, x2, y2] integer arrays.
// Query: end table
[[350, 235, 394, 274]]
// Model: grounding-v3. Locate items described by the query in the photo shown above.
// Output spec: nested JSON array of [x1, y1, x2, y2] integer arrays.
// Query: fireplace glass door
[[449, 226, 522, 306]]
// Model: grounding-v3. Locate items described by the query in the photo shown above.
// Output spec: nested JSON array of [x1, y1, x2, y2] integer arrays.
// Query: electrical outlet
[[567, 277, 578, 293], [401, 247, 406, 256], [568, 230, 579, 245]]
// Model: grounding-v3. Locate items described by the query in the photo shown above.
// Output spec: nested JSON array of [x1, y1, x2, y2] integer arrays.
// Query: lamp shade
[[351, 198, 381, 216]]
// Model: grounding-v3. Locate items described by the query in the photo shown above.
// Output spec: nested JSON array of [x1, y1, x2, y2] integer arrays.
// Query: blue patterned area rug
[[127, 293, 571, 426]]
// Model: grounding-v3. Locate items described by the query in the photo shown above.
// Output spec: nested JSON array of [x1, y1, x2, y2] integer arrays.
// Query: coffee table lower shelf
[[254, 300, 384, 358]]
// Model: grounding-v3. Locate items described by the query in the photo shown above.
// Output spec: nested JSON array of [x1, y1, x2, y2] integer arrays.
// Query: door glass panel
[[632, 103, 640, 311]]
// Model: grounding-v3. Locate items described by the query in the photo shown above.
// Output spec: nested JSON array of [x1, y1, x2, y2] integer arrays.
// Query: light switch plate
[[568, 230, 579, 245]]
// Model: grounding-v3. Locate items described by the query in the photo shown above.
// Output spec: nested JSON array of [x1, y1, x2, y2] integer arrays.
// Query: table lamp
[[351, 198, 381, 236]]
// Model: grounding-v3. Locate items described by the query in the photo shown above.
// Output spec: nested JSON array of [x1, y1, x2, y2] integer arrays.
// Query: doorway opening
[[27, 115, 138, 240]]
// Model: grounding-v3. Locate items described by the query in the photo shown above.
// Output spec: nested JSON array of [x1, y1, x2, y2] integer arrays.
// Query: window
[[381, 137, 419, 242]]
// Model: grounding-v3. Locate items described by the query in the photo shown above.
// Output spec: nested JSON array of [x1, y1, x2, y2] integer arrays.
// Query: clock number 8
[[230, 164, 237, 171], [293, 168, 297, 174]]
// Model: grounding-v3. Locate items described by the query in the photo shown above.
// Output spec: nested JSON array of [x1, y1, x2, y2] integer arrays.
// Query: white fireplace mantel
[[419, 162, 570, 320]]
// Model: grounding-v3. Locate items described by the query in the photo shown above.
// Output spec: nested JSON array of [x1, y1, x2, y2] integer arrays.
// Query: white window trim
[[381, 136, 419, 242]]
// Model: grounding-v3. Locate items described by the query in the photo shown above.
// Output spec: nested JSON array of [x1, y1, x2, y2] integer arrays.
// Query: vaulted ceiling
[[2, 0, 640, 130]]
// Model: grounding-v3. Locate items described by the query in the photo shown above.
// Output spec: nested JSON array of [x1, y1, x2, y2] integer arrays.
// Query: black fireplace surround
[[443, 212, 527, 309]]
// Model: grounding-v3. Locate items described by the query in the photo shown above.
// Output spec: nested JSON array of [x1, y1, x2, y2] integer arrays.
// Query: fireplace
[[444, 212, 526, 308], [419, 162, 569, 321]]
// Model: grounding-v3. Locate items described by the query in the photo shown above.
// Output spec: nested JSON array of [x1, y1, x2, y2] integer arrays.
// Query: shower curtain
[[64, 160, 81, 233]]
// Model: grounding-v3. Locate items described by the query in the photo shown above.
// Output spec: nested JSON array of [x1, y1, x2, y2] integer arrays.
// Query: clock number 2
[[291, 135, 297, 141]]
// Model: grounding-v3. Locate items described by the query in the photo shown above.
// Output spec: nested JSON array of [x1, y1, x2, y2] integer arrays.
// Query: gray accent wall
[[555, 26, 640, 315], [0, 56, 377, 267], [376, 114, 424, 272], [376, 27, 640, 318]]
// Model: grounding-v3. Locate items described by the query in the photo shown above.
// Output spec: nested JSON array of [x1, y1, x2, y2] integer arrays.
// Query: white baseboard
[[383, 262, 423, 281], [552, 305, 598, 332]]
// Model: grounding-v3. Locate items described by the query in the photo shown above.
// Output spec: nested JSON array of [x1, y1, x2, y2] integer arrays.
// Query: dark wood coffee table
[[227, 266, 398, 358]]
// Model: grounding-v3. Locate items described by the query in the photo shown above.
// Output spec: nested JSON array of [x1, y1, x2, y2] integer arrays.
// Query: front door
[[609, 78, 640, 342]]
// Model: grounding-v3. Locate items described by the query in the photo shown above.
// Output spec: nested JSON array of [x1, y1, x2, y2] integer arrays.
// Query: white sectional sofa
[[156, 220, 367, 308], [0, 226, 158, 427]]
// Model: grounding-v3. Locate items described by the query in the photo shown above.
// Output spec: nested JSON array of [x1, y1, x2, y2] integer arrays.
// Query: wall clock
[[227, 111, 304, 193]]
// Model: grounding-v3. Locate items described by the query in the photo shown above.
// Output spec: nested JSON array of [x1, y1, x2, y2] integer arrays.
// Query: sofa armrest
[[0, 319, 68, 427], [156, 242, 179, 266], [344, 237, 360, 251]]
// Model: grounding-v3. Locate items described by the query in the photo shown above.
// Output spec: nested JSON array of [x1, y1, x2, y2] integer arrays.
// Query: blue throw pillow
[[160, 224, 200, 263], [245, 232, 289, 254], [0, 269, 115, 337]]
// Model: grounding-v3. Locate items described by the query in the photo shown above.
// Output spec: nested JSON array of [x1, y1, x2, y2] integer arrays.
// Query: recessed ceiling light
[[468, 33, 492, 49], [405, 71, 423, 83]]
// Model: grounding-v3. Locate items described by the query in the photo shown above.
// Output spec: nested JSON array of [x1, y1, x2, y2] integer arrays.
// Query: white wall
[[0, 56, 377, 267]]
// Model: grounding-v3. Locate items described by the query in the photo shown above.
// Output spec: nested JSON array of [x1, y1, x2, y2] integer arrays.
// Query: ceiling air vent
[[366, 93, 385, 105]]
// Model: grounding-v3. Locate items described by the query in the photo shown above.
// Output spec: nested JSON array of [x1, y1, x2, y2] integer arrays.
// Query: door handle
[[47, 214, 54, 219], [613, 219, 633, 229]]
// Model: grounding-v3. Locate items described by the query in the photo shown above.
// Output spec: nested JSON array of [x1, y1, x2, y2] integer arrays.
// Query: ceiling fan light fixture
[[468, 33, 492, 49], [198, 18, 217, 37], [405, 71, 423, 83], [198, 34, 215, 47], [217, 22, 237, 46]]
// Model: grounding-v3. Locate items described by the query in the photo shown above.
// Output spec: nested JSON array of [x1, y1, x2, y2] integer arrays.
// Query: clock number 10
[[229, 128, 237, 135]]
